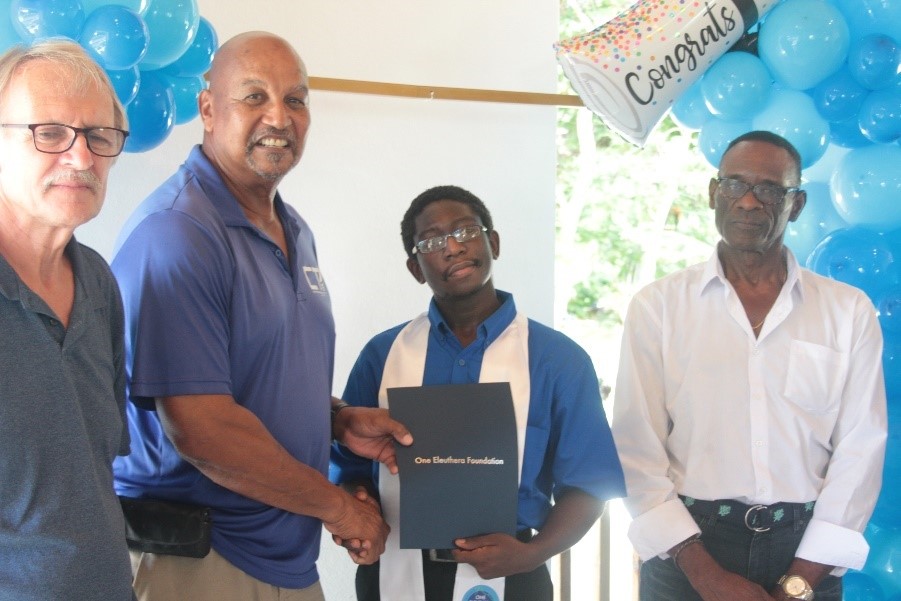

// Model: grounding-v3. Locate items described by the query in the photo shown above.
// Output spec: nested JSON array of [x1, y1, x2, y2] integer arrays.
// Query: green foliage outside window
[[556, 0, 719, 329]]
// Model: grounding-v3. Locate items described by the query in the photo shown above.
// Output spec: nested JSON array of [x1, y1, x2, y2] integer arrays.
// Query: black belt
[[426, 529, 534, 562], [681, 496, 814, 532]]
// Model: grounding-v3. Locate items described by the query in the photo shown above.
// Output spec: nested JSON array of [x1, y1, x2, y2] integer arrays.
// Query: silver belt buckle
[[744, 504, 771, 532]]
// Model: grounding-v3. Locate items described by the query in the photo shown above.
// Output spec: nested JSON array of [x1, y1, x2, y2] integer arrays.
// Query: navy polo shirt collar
[[184, 145, 300, 239]]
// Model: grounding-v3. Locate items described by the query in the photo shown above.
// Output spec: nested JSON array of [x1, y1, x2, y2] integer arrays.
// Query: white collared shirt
[[611, 249, 887, 571]]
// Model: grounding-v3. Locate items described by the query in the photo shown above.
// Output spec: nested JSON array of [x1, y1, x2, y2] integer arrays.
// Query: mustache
[[43, 170, 101, 192]]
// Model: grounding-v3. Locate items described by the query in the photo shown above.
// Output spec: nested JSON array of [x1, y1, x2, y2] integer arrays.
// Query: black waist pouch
[[119, 496, 212, 558]]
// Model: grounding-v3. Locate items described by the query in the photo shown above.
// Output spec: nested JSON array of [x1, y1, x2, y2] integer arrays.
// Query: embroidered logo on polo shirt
[[303, 266, 327, 293]]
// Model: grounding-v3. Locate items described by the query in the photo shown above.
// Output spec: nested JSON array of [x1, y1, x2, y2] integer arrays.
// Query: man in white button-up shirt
[[612, 131, 887, 601]]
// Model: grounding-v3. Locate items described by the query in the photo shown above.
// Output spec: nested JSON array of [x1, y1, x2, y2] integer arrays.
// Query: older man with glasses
[[612, 130, 888, 601], [0, 40, 133, 601]]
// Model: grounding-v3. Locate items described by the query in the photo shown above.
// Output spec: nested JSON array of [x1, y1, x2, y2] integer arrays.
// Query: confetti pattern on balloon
[[555, 0, 777, 146]]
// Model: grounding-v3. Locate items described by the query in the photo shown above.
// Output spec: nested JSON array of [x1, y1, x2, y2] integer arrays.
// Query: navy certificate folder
[[388, 382, 518, 549]]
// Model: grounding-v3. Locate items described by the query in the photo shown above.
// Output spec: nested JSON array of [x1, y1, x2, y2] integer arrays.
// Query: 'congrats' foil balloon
[[555, 0, 777, 146]]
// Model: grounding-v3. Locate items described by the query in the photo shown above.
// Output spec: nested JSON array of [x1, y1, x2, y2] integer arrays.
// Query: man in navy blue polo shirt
[[112, 32, 410, 601]]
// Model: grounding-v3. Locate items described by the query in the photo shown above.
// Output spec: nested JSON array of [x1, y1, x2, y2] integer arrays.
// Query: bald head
[[199, 31, 310, 193], [208, 32, 307, 90]]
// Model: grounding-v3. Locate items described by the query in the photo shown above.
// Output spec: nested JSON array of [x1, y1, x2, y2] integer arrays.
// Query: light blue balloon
[[831, 144, 901, 229], [832, 0, 901, 40], [159, 72, 204, 124], [848, 35, 901, 91], [697, 118, 752, 168], [806, 226, 896, 299], [858, 89, 901, 144], [758, 0, 850, 90], [784, 181, 847, 262], [0, 0, 23, 53], [830, 115, 874, 148], [79, 5, 148, 70], [700, 51, 771, 121], [106, 65, 139, 106], [751, 89, 830, 168], [861, 519, 901, 594], [671, 80, 712, 131], [810, 66, 869, 122], [139, 0, 198, 70], [81, 0, 147, 13], [124, 70, 174, 152], [843, 571, 886, 601], [11, 0, 84, 41], [162, 16, 216, 77]]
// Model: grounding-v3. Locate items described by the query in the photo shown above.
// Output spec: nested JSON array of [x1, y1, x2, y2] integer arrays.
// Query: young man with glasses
[[331, 184, 626, 601], [0, 40, 133, 600], [612, 131, 887, 601]]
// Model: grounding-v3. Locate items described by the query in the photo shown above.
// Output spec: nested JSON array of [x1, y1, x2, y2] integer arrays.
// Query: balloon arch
[[0, 0, 217, 153], [558, 0, 901, 598]]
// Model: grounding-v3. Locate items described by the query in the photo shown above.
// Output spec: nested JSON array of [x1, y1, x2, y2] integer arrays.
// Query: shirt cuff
[[795, 518, 870, 572], [627, 497, 701, 561]]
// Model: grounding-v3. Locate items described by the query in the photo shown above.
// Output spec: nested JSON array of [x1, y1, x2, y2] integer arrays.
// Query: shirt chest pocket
[[783, 340, 849, 414]]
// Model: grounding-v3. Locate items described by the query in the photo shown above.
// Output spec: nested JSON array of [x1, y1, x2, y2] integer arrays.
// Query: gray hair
[[0, 39, 127, 130]]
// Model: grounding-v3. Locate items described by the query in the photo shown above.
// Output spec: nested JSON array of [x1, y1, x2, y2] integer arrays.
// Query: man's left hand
[[333, 405, 413, 474]]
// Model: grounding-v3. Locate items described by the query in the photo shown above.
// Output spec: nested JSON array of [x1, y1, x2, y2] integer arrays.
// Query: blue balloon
[[843, 571, 886, 601], [124, 71, 174, 153], [79, 5, 148, 70], [162, 16, 216, 77], [11, 0, 84, 41], [810, 67, 869, 122], [752, 89, 830, 168], [784, 181, 847, 262], [807, 227, 896, 299], [830, 115, 874, 148], [106, 65, 139, 106], [0, 0, 23, 53], [882, 334, 901, 406], [671, 80, 712, 131], [81, 0, 147, 13], [697, 118, 752, 168], [159, 72, 204, 124], [139, 0, 199, 70], [864, 503, 901, 593], [700, 51, 771, 122], [848, 35, 901, 91], [758, 0, 850, 90], [831, 145, 901, 229], [832, 0, 901, 40], [858, 89, 901, 144]]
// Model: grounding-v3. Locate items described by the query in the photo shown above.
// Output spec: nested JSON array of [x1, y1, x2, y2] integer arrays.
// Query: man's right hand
[[323, 487, 389, 565], [677, 539, 777, 601]]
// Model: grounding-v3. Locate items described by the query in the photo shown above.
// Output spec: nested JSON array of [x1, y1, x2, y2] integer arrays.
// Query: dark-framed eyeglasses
[[715, 176, 799, 206], [1, 123, 129, 157], [412, 225, 488, 255]]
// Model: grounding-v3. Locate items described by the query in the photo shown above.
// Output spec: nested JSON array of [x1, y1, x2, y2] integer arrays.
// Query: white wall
[[77, 1, 559, 597]]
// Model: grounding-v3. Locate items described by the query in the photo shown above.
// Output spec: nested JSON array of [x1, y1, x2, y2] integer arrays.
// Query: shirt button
[[458, 359, 465, 366], [274, 249, 283, 257], [49, 318, 57, 326], [755, 440, 765, 447]]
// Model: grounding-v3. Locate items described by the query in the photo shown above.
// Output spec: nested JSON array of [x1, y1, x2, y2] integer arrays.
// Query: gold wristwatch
[[778, 574, 814, 600]]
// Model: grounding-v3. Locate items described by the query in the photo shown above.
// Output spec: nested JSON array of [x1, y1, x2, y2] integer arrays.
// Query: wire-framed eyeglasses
[[412, 225, 488, 255], [715, 176, 799, 206], [1, 123, 129, 157]]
